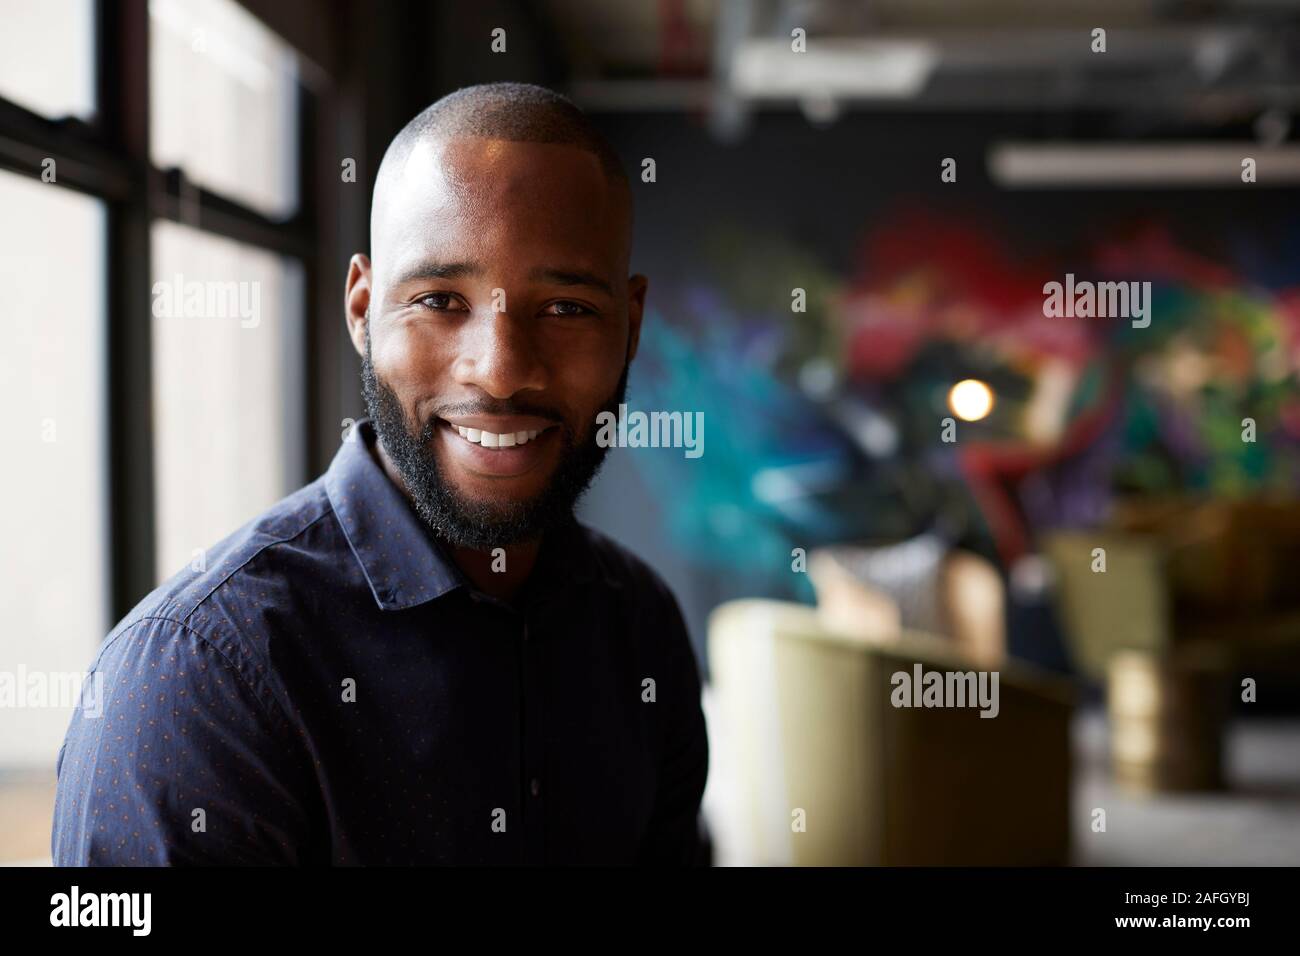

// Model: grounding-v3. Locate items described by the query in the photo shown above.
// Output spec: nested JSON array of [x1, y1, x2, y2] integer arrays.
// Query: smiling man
[[52, 83, 709, 866]]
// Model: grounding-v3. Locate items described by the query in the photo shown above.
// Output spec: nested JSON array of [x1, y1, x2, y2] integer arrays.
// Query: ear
[[626, 273, 648, 363], [344, 254, 373, 358]]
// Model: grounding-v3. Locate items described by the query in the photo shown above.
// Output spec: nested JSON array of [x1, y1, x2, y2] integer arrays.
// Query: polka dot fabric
[[52, 419, 708, 865]]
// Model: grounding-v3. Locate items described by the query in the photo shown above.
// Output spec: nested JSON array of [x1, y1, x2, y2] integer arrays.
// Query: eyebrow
[[529, 267, 615, 298], [388, 262, 616, 298], [389, 261, 483, 287]]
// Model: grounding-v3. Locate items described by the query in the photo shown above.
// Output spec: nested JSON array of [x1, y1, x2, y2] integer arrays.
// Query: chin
[[440, 460, 557, 505]]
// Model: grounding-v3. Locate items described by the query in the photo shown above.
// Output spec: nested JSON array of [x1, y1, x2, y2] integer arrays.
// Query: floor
[[1071, 710, 1300, 866], [0, 770, 55, 866]]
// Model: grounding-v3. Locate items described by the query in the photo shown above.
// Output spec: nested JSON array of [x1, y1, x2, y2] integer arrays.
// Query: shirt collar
[[325, 418, 618, 613], [325, 419, 462, 611]]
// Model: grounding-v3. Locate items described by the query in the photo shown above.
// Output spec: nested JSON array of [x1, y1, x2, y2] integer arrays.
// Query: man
[[52, 83, 709, 865]]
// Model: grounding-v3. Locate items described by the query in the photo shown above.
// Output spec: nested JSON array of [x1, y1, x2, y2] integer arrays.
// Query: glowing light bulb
[[948, 379, 994, 422]]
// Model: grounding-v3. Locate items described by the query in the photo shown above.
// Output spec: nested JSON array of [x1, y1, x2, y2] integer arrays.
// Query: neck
[[370, 431, 542, 602]]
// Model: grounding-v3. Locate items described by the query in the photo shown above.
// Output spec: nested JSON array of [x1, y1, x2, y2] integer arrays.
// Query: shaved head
[[377, 82, 629, 190], [372, 83, 633, 264]]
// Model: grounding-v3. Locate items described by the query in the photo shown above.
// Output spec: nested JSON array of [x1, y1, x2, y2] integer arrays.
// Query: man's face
[[346, 136, 645, 549]]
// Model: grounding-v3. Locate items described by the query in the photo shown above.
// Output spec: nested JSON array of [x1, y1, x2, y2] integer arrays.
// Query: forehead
[[373, 136, 628, 279]]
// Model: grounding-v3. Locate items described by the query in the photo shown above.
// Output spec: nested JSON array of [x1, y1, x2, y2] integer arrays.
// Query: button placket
[[520, 613, 547, 861]]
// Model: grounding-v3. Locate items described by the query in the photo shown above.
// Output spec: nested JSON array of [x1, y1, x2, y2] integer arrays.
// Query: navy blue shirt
[[52, 419, 708, 865]]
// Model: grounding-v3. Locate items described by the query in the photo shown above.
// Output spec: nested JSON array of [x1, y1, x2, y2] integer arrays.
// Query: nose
[[451, 306, 547, 399]]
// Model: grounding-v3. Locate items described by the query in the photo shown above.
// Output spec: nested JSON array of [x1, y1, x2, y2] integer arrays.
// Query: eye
[[543, 300, 594, 317], [415, 292, 466, 312]]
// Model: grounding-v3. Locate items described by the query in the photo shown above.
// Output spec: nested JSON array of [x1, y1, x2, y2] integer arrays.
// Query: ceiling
[[541, 0, 1300, 126]]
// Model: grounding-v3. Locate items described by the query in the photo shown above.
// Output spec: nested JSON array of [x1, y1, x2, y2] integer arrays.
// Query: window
[[146, 0, 308, 579], [149, 0, 299, 218], [0, 0, 96, 121], [0, 169, 107, 766], [151, 220, 304, 580]]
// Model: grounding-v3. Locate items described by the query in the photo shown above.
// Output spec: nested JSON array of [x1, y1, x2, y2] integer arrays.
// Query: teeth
[[450, 422, 545, 449]]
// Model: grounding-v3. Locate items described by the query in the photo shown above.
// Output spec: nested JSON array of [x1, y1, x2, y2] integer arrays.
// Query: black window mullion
[[100, 0, 156, 620], [295, 80, 320, 488], [151, 168, 314, 259], [0, 98, 132, 201]]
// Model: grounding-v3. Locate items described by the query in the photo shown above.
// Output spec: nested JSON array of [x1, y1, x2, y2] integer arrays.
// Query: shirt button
[[530, 777, 541, 797]]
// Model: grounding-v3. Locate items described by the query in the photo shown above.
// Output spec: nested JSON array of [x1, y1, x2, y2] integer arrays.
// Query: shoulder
[[574, 523, 700, 678], [127, 478, 335, 626], [92, 478, 340, 717], [577, 522, 683, 613]]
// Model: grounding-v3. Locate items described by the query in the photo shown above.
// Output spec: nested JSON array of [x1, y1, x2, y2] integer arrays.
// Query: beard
[[360, 332, 627, 551]]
